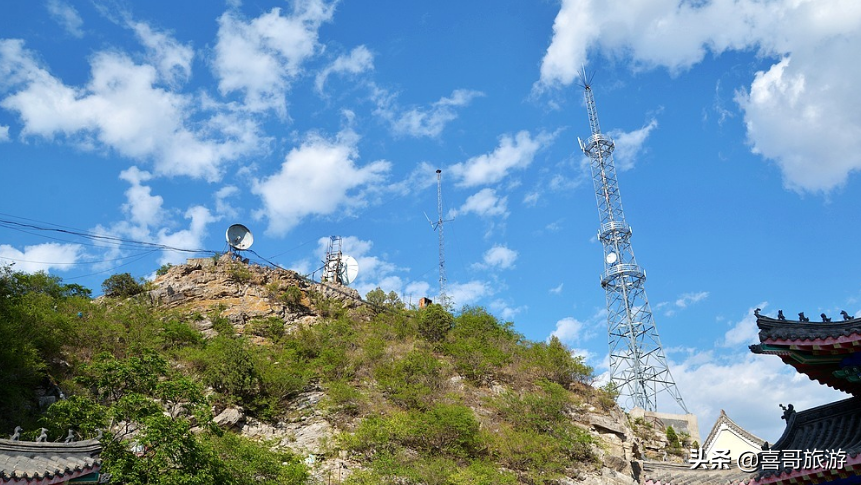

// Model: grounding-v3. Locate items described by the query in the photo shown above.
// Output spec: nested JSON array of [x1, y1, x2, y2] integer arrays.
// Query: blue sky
[[2, 0, 860, 441]]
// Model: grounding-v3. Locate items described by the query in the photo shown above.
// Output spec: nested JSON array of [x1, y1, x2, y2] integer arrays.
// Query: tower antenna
[[425, 169, 453, 308], [578, 76, 688, 413]]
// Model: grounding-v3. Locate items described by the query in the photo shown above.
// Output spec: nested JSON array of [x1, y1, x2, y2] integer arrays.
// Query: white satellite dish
[[605, 252, 618, 264], [226, 224, 254, 250], [326, 255, 359, 285]]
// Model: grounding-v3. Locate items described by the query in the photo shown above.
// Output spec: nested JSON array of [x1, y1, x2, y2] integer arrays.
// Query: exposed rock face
[[146, 255, 657, 484], [148, 254, 362, 336]]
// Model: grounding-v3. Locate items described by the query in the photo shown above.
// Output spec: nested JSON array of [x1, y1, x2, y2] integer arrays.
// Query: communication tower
[[578, 74, 688, 412], [322, 236, 359, 285], [425, 169, 452, 308]]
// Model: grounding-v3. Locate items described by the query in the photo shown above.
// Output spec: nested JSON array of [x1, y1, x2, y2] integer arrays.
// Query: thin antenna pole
[[435, 169, 449, 308]]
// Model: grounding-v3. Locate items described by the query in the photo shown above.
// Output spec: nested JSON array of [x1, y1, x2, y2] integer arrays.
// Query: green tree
[[417, 304, 454, 342], [101, 273, 144, 298]]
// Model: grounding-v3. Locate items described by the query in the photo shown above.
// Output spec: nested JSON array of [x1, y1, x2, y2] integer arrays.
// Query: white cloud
[[46, 0, 83, 38], [0, 242, 83, 273], [213, 2, 334, 114], [252, 130, 390, 235], [451, 188, 508, 219], [450, 130, 553, 187], [448, 280, 491, 308], [92, 169, 216, 269], [550, 317, 589, 345], [610, 118, 658, 171], [675, 291, 709, 309], [155, 206, 215, 266], [550, 282, 563, 294], [375, 88, 484, 138], [315, 45, 374, 93], [478, 245, 518, 270], [538, 0, 861, 193], [670, 350, 847, 442], [130, 21, 194, 86], [119, 167, 164, 230], [214, 185, 240, 220], [0, 125, 9, 142], [722, 302, 766, 348], [0, 40, 264, 181], [489, 299, 526, 321], [387, 161, 438, 196]]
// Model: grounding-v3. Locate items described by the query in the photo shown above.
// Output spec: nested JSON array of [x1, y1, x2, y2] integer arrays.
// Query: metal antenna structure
[[323, 236, 343, 284], [425, 169, 453, 308], [577, 72, 688, 413]]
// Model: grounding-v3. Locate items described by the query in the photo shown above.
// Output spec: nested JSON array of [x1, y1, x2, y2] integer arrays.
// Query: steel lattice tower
[[578, 78, 688, 413], [430, 169, 450, 308]]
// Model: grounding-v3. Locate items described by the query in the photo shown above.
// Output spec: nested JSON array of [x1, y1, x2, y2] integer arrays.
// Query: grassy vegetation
[[0, 263, 610, 484]]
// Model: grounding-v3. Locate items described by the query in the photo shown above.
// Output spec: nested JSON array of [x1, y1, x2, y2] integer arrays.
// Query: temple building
[[641, 309, 861, 485], [747, 309, 861, 484], [702, 410, 764, 463], [0, 431, 105, 484]]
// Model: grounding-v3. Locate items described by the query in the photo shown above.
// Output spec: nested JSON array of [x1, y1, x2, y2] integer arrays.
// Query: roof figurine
[[798, 312, 809, 322], [843, 310, 854, 321], [821, 312, 832, 322], [777, 309, 785, 321], [8, 428, 20, 442], [35, 429, 47, 443]]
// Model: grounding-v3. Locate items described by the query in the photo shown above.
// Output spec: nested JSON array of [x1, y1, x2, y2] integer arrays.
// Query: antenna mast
[[578, 72, 688, 413], [432, 169, 450, 308]]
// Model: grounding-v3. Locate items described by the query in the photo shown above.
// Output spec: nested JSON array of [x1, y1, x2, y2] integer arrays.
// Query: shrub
[[248, 317, 286, 341], [228, 263, 253, 284], [445, 307, 519, 382], [374, 348, 442, 408], [417, 304, 453, 342], [280, 286, 303, 308], [527, 336, 593, 387], [101, 273, 144, 298]]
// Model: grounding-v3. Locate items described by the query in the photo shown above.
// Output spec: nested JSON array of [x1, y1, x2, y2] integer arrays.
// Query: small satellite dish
[[326, 255, 359, 285], [340, 255, 359, 285], [605, 252, 618, 264], [226, 224, 254, 250]]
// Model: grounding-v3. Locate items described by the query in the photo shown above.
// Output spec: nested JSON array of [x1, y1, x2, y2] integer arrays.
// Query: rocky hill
[[145, 255, 647, 484], [1, 255, 669, 484]]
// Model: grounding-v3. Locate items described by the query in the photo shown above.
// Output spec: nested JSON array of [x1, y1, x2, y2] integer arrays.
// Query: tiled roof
[[641, 461, 754, 485], [702, 410, 765, 455], [754, 312, 861, 344], [750, 311, 861, 396], [769, 396, 861, 457], [751, 396, 861, 484], [0, 438, 102, 485]]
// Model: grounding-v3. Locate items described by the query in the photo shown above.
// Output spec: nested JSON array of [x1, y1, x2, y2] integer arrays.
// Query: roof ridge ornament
[[9, 426, 21, 441], [779, 403, 795, 421]]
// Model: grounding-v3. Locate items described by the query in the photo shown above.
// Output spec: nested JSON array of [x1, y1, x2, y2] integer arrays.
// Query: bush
[[417, 304, 453, 342], [374, 348, 442, 408], [527, 336, 593, 387], [279, 286, 303, 308], [101, 273, 144, 298], [445, 307, 519, 382]]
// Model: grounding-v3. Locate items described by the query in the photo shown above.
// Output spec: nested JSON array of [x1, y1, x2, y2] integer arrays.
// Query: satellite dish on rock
[[326, 255, 359, 285], [226, 224, 254, 250]]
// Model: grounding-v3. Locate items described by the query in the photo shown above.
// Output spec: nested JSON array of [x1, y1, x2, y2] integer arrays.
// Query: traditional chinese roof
[[702, 410, 765, 457], [641, 461, 754, 485], [750, 311, 861, 396], [0, 438, 102, 485], [751, 396, 861, 485]]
